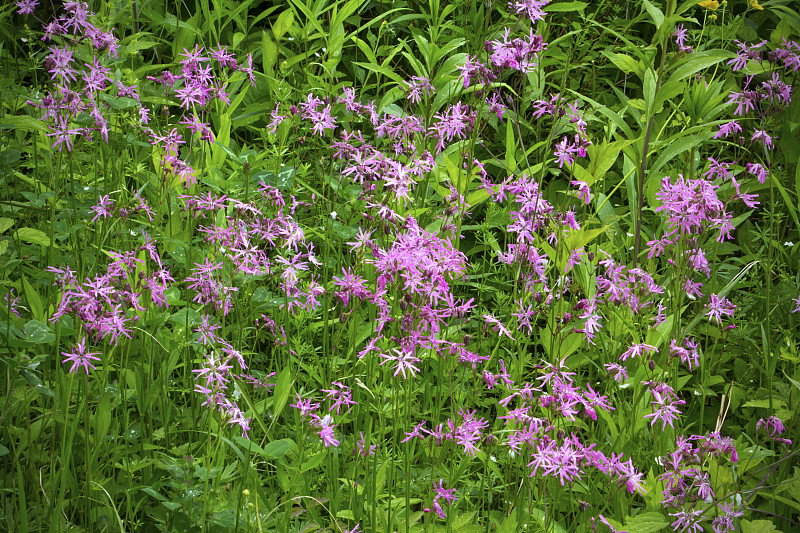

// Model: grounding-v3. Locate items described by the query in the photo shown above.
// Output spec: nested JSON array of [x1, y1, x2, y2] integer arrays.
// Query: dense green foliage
[[1, 0, 799, 532]]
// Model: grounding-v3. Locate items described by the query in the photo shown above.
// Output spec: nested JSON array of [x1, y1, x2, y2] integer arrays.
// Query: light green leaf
[[545, 1, 588, 12], [14, 227, 51, 247], [20, 320, 54, 344], [741, 519, 779, 533], [624, 512, 669, 533], [644, 68, 657, 116], [603, 51, 642, 76], [668, 50, 734, 83], [505, 119, 516, 173], [21, 275, 43, 321], [0, 115, 49, 133], [272, 9, 294, 41], [271, 367, 294, 422], [0, 218, 14, 234], [353, 61, 404, 85], [643, 0, 664, 28], [261, 439, 293, 459], [497, 514, 517, 533]]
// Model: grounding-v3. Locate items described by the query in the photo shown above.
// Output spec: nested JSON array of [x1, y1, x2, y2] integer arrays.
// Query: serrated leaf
[[0, 218, 14, 234]]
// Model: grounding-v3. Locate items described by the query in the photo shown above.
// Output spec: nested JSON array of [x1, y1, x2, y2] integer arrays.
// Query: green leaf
[[141, 487, 167, 501], [643, 0, 664, 28], [271, 367, 294, 422], [353, 61, 404, 85], [300, 451, 325, 472], [0, 218, 14, 234], [624, 512, 669, 533], [649, 131, 714, 178], [529, 508, 567, 533], [644, 68, 657, 116], [21, 275, 43, 321], [545, 1, 588, 12], [20, 320, 54, 344], [741, 519, 779, 533], [0, 115, 49, 133], [772, 172, 800, 230], [272, 9, 294, 41], [505, 119, 516, 173], [603, 51, 642, 76], [261, 439, 293, 459], [15, 227, 51, 247], [18, 368, 56, 397], [668, 50, 733, 83], [497, 514, 517, 533]]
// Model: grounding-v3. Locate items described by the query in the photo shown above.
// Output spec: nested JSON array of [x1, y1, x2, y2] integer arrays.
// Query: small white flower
[[331, 211, 337, 220], [784, 241, 794, 247]]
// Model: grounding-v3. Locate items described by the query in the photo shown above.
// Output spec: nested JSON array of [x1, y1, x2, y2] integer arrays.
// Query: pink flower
[[62, 337, 102, 374], [705, 293, 736, 325], [379, 345, 421, 379], [15, 0, 38, 15]]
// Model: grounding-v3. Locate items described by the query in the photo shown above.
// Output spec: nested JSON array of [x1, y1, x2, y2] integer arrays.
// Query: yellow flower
[[749, 0, 764, 10], [699, 0, 720, 9]]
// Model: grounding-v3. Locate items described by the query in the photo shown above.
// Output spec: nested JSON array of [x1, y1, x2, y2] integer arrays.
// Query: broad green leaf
[[649, 131, 714, 178], [261, 439, 293, 459], [530, 508, 567, 533], [497, 514, 517, 533], [211, 114, 232, 168], [741, 519, 779, 533], [624, 512, 669, 533], [18, 368, 56, 397], [603, 51, 642, 77], [0, 218, 15, 234], [643, 0, 664, 28], [20, 320, 54, 344], [653, 80, 684, 112], [0, 115, 48, 133], [15, 227, 51, 247], [668, 50, 734, 83], [272, 9, 294, 41]]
